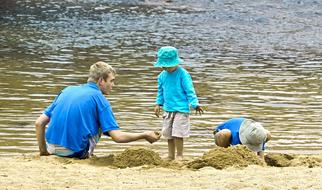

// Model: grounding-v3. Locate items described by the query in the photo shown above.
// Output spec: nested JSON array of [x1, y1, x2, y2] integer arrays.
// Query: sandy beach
[[1, 1, 322, 189], [1, 147, 322, 190]]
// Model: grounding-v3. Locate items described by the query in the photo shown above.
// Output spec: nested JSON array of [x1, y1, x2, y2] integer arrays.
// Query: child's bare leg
[[174, 137, 183, 160], [167, 139, 175, 160]]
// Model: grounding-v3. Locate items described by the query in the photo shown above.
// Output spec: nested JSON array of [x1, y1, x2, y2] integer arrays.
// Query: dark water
[[0, 0, 321, 157]]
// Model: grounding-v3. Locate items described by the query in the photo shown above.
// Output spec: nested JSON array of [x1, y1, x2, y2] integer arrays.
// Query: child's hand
[[195, 106, 204, 115], [154, 105, 161, 117]]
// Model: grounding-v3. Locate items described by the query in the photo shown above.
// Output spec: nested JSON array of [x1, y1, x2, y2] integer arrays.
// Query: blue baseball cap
[[154, 46, 183, 67]]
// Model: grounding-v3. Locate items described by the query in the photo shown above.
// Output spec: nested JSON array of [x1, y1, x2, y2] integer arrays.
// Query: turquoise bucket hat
[[154, 46, 183, 67]]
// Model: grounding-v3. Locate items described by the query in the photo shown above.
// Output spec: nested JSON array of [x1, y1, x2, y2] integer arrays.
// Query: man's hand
[[195, 106, 204, 115], [144, 131, 161, 144], [154, 105, 161, 117]]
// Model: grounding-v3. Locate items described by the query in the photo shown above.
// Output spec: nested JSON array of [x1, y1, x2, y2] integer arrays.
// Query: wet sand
[[1, 146, 322, 190]]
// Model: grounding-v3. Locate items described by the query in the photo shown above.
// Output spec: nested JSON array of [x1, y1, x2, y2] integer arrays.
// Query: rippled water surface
[[0, 0, 321, 157]]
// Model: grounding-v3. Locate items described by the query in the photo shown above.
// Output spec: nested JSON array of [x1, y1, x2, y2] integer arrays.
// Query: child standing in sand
[[153, 46, 203, 160]]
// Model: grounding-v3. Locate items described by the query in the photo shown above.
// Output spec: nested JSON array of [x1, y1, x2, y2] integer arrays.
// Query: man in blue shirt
[[35, 61, 160, 159], [214, 117, 271, 158]]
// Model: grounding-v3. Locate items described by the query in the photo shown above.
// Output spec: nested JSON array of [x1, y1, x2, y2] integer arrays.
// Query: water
[[0, 0, 321, 157]]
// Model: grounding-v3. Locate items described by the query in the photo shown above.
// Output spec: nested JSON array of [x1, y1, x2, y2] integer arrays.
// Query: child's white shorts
[[161, 112, 190, 139]]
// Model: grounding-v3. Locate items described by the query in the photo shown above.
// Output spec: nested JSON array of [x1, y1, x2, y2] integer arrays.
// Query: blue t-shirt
[[215, 118, 245, 145], [156, 66, 199, 113], [44, 82, 120, 152]]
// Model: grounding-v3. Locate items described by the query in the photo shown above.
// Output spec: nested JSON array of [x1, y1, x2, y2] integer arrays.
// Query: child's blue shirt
[[156, 67, 199, 113], [215, 118, 245, 145]]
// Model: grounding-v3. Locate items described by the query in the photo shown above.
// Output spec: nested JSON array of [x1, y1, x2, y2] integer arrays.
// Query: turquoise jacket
[[156, 67, 199, 113]]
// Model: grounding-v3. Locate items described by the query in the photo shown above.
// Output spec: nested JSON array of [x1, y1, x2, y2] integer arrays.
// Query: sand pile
[[265, 153, 322, 168], [187, 145, 265, 169], [290, 155, 322, 168], [87, 146, 322, 170], [264, 153, 294, 167], [90, 147, 162, 168], [113, 147, 162, 168], [89, 154, 115, 167]]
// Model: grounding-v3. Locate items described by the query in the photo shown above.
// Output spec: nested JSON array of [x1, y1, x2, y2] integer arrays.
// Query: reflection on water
[[0, 0, 321, 157]]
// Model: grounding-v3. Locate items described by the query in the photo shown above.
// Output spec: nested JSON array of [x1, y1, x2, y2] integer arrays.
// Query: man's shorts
[[161, 112, 190, 139], [47, 131, 101, 159]]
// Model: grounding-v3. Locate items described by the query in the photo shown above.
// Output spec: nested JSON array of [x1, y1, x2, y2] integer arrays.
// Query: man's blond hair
[[87, 61, 116, 82]]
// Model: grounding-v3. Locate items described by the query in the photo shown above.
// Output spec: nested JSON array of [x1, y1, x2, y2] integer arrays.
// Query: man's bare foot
[[175, 156, 183, 161]]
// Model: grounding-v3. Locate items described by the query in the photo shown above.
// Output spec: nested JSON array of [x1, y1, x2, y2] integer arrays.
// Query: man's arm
[[35, 114, 50, 156], [107, 130, 160, 144]]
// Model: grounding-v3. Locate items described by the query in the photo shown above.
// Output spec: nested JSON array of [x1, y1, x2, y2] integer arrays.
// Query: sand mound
[[187, 145, 265, 169], [87, 147, 322, 170], [88, 147, 185, 169], [264, 153, 294, 167], [89, 147, 162, 168], [89, 154, 115, 167], [113, 147, 162, 168], [265, 153, 322, 168], [290, 155, 322, 168]]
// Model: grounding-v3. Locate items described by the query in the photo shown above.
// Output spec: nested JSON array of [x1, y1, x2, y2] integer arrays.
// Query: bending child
[[214, 117, 272, 158], [153, 46, 203, 160]]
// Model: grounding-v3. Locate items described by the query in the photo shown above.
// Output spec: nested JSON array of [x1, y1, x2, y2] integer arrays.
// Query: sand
[[1, 146, 322, 190]]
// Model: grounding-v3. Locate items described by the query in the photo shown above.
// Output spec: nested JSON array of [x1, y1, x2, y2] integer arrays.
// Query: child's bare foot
[[175, 156, 183, 161], [166, 156, 175, 161], [161, 155, 175, 161]]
